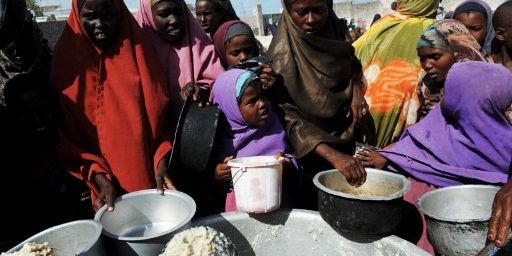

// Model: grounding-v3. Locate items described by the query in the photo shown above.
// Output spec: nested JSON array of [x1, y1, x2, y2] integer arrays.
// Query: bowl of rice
[[2, 220, 105, 256]]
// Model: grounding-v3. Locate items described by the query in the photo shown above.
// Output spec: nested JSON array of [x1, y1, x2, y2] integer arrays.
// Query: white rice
[[161, 226, 236, 256], [1, 242, 55, 256]]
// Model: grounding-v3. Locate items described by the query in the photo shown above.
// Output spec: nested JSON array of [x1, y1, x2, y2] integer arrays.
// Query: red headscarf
[[51, 0, 171, 200]]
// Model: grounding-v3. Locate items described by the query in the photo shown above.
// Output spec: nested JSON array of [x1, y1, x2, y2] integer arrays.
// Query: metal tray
[[192, 209, 430, 256]]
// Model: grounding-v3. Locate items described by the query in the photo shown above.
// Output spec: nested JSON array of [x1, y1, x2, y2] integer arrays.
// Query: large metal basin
[[6, 220, 105, 255], [192, 209, 429, 256], [313, 168, 410, 235], [94, 189, 196, 256], [418, 185, 500, 256]]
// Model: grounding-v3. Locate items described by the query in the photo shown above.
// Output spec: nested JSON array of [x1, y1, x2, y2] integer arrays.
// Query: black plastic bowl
[[313, 169, 410, 235]]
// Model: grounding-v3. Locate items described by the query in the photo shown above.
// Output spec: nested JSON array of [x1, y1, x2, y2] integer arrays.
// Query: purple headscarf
[[381, 61, 512, 187], [212, 69, 289, 157]]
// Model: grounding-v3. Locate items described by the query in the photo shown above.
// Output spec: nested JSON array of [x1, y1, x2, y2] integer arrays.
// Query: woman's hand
[[351, 84, 368, 125], [316, 144, 366, 187], [155, 157, 176, 195], [215, 156, 234, 182], [181, 82, 210, 107], [488, 181, 512, 247], [259, 62, 277, 89], [354, 147, 388, 169], [93, 173, 116, 212]]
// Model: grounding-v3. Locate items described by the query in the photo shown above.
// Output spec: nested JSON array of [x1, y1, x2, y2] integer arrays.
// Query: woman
[[416, 19, 489, 119], [353, 0, 438, 148], [136, 0, 223, 128], [0, 0, 51, 108], [453, 0, 495, 54], [267, 0, 367, 209], [357, 61, 512, 253], [52, 0, 173, 212], [195, 0, 238, 37]]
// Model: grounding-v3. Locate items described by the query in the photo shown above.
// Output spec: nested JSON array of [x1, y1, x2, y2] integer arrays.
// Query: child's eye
[[296, 8, 308, 16]]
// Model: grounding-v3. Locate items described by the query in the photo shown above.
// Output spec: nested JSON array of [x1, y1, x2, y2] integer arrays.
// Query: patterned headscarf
[[417, 19, 487, 62]]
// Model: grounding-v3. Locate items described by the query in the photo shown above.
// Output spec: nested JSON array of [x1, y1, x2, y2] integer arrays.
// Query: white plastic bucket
[[227, 156, 283, 213]]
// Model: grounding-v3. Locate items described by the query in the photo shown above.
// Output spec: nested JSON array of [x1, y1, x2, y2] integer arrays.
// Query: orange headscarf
[[51, 0, 171, 200]]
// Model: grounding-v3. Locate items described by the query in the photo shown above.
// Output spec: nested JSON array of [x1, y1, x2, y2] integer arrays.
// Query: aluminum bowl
[[313, 168, 410, 235], [6, 220, 105, 255], [418, 185, 500, 256], [94, 189, 196, 256]]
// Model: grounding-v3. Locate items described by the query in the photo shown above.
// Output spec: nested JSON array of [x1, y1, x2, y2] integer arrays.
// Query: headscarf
[[213, 20, 258, 68], [51, 0, 171, 201], [397, 0, 438, 18], [453, 0, 495, 54], [381, 61, 512, 187], [417, 19, 487, 62], [212, 69, 288, 158], [415, 19, 489, 119], [267, 0, 361, 158], [197, 0, 238, 21], [353, 0, 438, 148], [0, 9, 51, 107], [136, 0, 224, 128]]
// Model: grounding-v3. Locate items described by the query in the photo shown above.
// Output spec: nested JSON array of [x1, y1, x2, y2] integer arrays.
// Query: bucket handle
[[231, 166, 247, 185]]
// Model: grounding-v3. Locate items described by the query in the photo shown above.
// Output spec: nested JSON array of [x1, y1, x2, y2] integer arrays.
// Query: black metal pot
[[313, 169, 410, 235], [169, 98, 220, 174]]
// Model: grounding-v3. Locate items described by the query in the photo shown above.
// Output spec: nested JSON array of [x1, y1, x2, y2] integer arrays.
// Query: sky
[[39, 0, 285, 14]]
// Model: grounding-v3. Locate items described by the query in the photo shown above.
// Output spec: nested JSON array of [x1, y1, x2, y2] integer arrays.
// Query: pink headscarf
[[136, 0, 224, 127]]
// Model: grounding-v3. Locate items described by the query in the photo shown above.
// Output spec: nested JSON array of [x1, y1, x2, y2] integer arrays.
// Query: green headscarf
[[398, 0, 439, 18]]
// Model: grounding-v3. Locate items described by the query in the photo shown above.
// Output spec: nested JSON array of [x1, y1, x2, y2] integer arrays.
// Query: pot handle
[[231, 166, 247, 185]]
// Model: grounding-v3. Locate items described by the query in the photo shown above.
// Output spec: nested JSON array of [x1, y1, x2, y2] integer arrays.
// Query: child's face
[[12, 89, 56, 137], [80, 0, 119, 50], [195, 0, 223, 34], [238, 81, 269, 127], [152, 0, 185, 44], [225, 35, 258, 66], [455, 11, 487, 47], [417, 46, 456, 84]]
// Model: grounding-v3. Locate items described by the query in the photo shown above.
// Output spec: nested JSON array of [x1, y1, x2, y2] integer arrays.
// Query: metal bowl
[[6, 220, 105, 255], [313, 168, 410, 235], [418, 185, 500, 256], [94, 189, 196, 256], [192, 209, 430, 256]]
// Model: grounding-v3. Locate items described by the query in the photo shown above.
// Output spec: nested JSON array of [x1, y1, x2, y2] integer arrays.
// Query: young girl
[[52, 0, 173, 212], [136, 0, 223, 127], [213, 20, 276, 89], [453, 0, 495, 54], [212, 69, 296, 212]]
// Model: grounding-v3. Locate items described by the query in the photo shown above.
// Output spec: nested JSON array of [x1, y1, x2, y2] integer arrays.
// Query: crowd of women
[[0, 0, 511, 253]]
